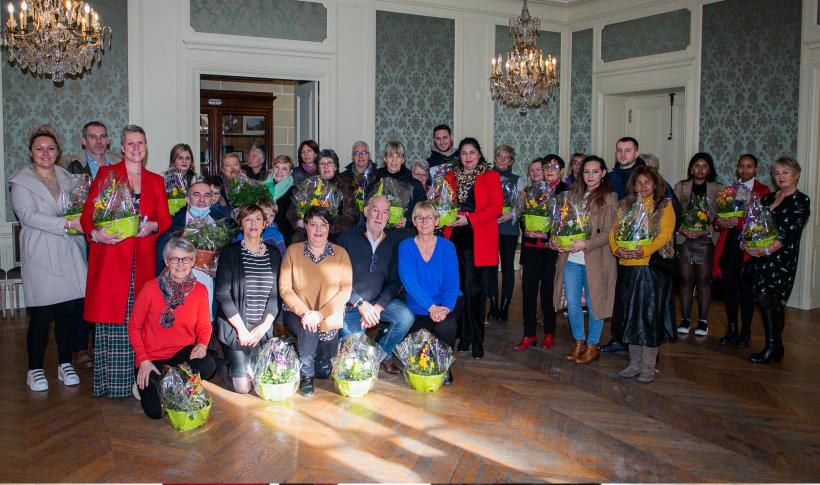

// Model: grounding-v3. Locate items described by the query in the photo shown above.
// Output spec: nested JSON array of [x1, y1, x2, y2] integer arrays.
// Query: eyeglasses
[[352, 150, 369, 156], [318, 161, 336, 167], [167, 256, 193, 265], [413, 215, 435, 223]]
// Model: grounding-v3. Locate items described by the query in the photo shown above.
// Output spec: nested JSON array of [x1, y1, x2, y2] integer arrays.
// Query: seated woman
[[128, 237, 215, 419], [214, 204, 281, 394], [398, 201, 463, 384], [279, 206, 352, 397]]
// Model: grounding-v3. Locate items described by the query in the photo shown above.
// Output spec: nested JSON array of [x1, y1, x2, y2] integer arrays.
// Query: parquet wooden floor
[[2, 287, 820, 483]]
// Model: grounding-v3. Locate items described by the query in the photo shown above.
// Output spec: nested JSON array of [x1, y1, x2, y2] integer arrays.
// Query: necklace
[[241, 238, 266, 256], [414, 236, 436, 258]]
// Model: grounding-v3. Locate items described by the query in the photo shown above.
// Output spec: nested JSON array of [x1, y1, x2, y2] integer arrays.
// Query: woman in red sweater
[[128, 237, 214, 419], [443, 138, 503, 359]]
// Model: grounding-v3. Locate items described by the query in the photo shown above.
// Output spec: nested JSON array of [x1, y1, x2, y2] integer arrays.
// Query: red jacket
[[128, 278, 212, 367], [81, 162, 172, 323], [712, 179, 770, 279], [443, 169, 503, 267]]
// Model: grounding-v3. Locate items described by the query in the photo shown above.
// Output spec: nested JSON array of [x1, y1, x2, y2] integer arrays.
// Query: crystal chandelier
[[489, 0, 558, 115], [1, 0, 111, 83]]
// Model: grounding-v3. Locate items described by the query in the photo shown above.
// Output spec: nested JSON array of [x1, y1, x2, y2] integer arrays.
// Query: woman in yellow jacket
[[609, 166, 676, 383]]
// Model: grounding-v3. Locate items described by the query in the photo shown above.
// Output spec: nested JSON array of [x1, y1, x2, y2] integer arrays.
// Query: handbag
[[649, 241, 679, 280]]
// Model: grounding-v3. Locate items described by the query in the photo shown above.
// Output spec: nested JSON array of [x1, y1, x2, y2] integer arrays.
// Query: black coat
[[367, 166, 427, 222]]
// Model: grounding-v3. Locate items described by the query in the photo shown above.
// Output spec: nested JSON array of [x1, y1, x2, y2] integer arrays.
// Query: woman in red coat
[[81, 125, 172, 398], [443, 138, 503, 359]]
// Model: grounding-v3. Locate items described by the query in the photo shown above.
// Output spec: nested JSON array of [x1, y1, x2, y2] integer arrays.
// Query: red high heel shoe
[[541, 334, 555, 349], [514, 336, 538, 351]]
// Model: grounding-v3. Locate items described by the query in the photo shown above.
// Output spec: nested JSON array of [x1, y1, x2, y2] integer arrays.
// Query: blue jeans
[[341, 298, 415, 355], [564, 261, 604, 345]]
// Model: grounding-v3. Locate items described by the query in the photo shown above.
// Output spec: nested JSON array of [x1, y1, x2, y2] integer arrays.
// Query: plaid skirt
[[92, 257, 136, 398]]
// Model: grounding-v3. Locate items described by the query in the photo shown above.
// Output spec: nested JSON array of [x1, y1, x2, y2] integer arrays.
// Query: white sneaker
[[132, 382, 141, 401], [57, 363, 80, 386], [27, 369, 48, 391]]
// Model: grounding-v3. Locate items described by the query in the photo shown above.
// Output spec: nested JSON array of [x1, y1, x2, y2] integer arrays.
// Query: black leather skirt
[[615, 265, 676, 347]]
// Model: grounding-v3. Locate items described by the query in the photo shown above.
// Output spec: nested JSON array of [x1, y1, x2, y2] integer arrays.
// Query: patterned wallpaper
[[601, 9, 690, 62], [699, 0, 801, 185], [570, 29, 592, 157], [375, 11, 454, 164], [190, 0, 327, 42], [2, 0, 128, 221], [493, 26, 561, 175]]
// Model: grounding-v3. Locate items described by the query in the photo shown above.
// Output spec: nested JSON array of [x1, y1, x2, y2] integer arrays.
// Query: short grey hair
[[163, 236, 197, 261], [641, 153, 660, 169], [249, 146, 265, 162], [352, 140, 370, 152], [383, 140, 405, 157], [121, 124, 147, 145], [412, 159, 430, 172]]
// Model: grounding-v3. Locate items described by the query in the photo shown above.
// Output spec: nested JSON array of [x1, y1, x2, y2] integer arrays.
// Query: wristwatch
[[353, 298, 365, 309]]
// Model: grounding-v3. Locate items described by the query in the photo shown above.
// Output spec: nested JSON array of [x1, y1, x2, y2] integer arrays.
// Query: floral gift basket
[[393, 329, 454, 392], [370, 177, 411, 226], [164, 170, 188, 215], [680, 194, 714, 233], [742, 199, 779, 249], [550, 192, 591, 247], [429, 176, 458, 227], [226, 173, 269, 209], [295, 176, 342, 218], [92, 172, 140, 238], [57, 173, 89, 234], [613, 199, 652, 250], [715, 182, 753, 219], [521, 181, 553, 239], [158, 363, 212, 431], [253, 337, 301, 402], [331, 333, 386, 398]]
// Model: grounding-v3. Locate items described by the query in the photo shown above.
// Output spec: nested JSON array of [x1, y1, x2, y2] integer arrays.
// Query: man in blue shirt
[[336, 195, 415, 374], [63, 121, 115, 178]]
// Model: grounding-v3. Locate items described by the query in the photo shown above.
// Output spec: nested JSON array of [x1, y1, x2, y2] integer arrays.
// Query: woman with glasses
[[442, 138, 503, 359], [129, 237, 215, 418], [214, 204, 281, 394], [399, 201, 463, 383], [514, 155, 568, 351]]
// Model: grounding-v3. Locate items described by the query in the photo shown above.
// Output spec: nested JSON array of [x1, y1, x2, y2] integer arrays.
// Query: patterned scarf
[[158, 268, 197, 328], [454, 163, 487, 205]]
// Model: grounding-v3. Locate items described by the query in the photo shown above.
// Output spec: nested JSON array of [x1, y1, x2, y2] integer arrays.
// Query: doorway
[[198, 75, 319, 176], [602, 88, 687, 184]]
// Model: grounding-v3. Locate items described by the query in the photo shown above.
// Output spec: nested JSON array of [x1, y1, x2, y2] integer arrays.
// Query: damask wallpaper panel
[[375, 11, 454, 164], [190, 0, 327, 42], [601, 9, 690, 63], [570, 29, 592, 157], [2, 0, 128, 221], [699, 0, 801, 185], [493, 25, 561, 175]]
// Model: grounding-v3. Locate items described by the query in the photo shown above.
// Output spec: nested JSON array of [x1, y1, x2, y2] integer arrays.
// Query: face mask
[[189, 205, 210, 218]]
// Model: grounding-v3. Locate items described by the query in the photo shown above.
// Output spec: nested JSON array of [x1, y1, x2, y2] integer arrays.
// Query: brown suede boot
[[575, 344, 600, 364], [638, 346, 658, 384], [617, 345, 642, 378], [565, 340, 586, 360]]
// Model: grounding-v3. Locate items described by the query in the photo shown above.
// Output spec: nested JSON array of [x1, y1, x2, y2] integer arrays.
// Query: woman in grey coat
[[10, 128, 88, 392]]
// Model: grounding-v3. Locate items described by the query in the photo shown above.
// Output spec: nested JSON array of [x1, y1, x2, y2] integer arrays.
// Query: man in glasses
[[341, 140, 377, 179], [336, 195, 414, 374]]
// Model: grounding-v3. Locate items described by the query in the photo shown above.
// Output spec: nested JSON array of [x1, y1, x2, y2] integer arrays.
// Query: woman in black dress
[[743, 156, 810, 364]]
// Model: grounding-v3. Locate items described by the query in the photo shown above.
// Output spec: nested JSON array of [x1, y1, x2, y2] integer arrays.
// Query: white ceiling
[[529, 0, 593, 5]]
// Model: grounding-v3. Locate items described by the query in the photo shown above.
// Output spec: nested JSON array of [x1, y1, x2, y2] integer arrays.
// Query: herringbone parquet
[[2, 289, 820, 483]]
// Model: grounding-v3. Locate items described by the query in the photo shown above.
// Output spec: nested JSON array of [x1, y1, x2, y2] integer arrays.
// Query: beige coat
[[553, 192, 618, 320], [673, 179, 723, 244]]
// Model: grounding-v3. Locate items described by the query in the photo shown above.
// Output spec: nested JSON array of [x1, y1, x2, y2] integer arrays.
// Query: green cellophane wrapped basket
[[97, 215, 140, 238], [438, 209, 457, 227], [523, 214, 550, 233], [356, 199, 365, 212], [554, 234, 587, 247], [258, 380, 298, 401], [333, 376, 375, 398], [63, 213, 81, 235], [405, 371, 446, 392], [388, 206, 404, 225], [168, 198, 187, 215], [503, 206, 512, 214], [717, 211, 744, 218], [743, 236, 777, 249], [615, 239, 652, 250], [165, 402, 211, 431]]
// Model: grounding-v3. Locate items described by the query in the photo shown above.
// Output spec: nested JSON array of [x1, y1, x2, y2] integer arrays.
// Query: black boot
[[600, 337, 626, 353], [735, 320, 751, 349], [486, 296, 499, 323], [749, 296, 784, 364], [498, 297, 511, 322], [298, 376, 314, 397], [719, 322, 739, 347]]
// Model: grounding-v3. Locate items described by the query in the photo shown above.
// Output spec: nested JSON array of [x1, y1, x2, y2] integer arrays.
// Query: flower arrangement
[[182, 219, 234, 252], [226, 174, 269, 209], [429, 177, 458, 227], [57, 174, 90, 234], [521, 181, 554, 238], [715, 183, 752, 218], [253, 338, 300, 401], [500, 176, 519, 215], [295, 176, 342, 218], [613, 199, 652, 250], [550, 192, 591, 247], [370, 177, 411, 226], [92, 172, 140, 238], [331, 333, 385, 398], [394, 329, 454, 392], [353, 166, 376, 213], [164, 170, 188, 215], [681, 195, 713, 233], [158, 363, 212, 430], [742, 199, 779, 249]]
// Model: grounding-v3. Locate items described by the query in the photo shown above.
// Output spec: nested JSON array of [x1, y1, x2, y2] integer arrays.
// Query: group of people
[[10, 120, 810, 419]]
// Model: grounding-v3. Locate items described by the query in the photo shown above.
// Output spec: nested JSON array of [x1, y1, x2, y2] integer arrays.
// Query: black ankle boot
[[749, 297, 784, 364], [299, 376, 314, 396], [486, 296, 499, 322], [735, 320, 751, 349], [498, 297, 511, 322], [720, 322, 739, 347]]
